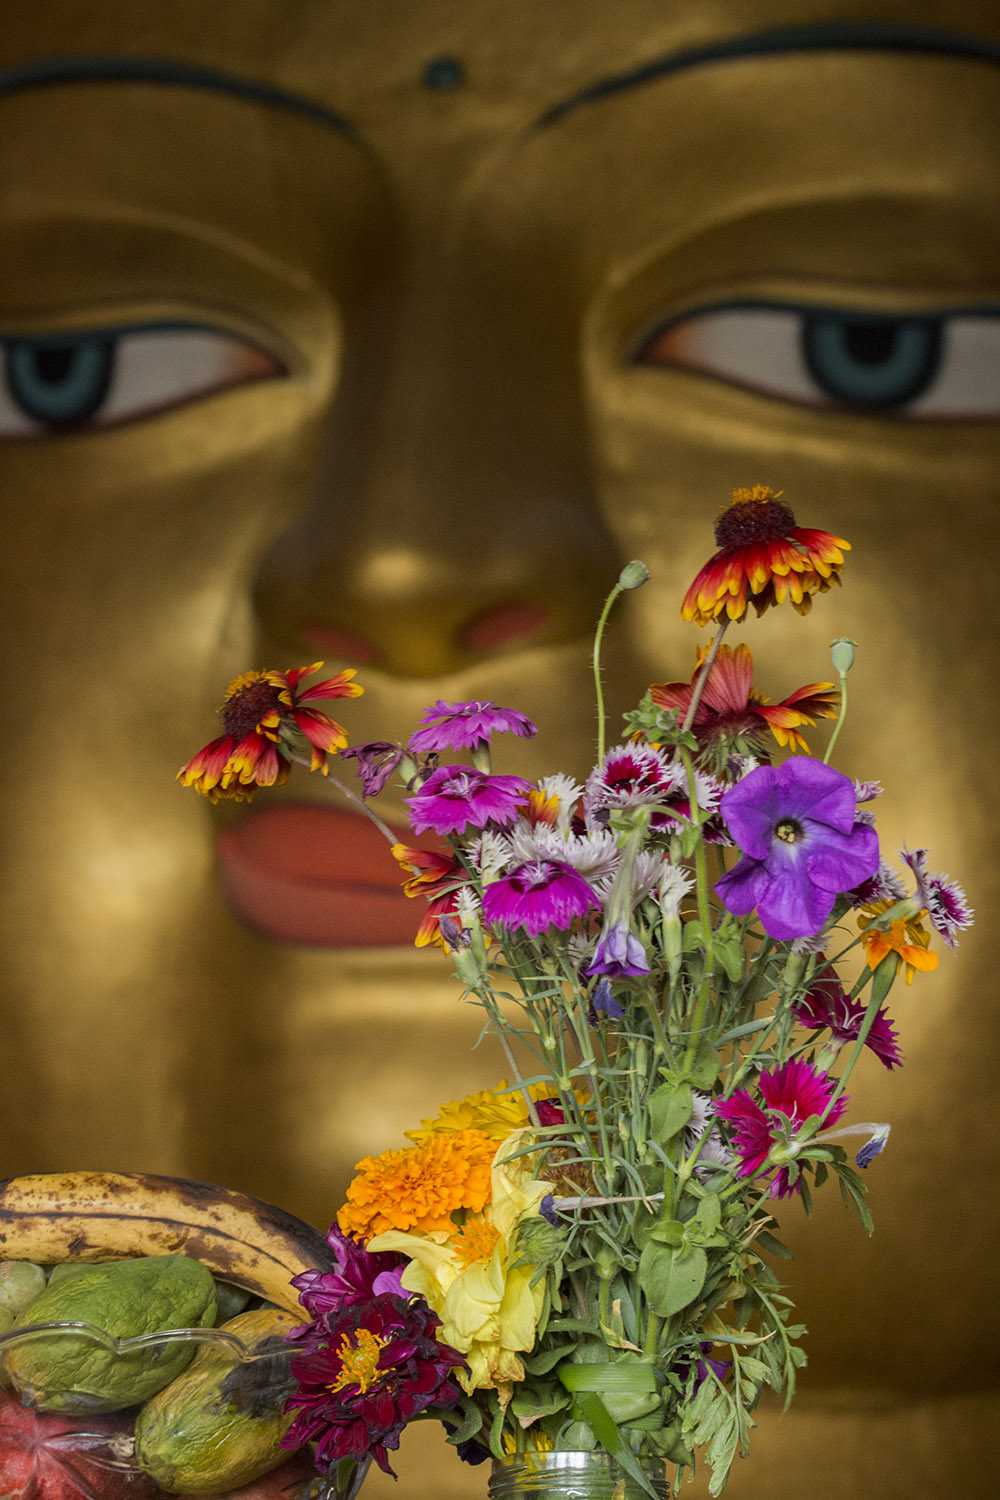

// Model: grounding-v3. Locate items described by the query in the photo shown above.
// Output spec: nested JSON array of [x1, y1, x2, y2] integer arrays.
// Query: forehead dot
[[422, 55, 465, 91]]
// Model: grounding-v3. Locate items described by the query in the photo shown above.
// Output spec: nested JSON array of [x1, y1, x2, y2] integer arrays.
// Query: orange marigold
[[337, 1128, 497, 1239]]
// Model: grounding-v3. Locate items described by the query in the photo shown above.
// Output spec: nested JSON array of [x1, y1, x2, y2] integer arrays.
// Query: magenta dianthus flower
[[406, 765, 532, 836], [283, 1294, 464, 1478], [408, 699, 537, 754], [715, 1059, 847, 1197], [715, 757, 879, 940], [481, 858, 598, 937], [794, 968, 902, 1070]]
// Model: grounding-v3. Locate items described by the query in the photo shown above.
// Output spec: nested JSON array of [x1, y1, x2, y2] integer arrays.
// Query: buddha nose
[[253, 281, 622, 679]]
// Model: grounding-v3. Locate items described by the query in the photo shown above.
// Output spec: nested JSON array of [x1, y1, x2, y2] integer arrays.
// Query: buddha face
[[0, 0, 997, 1423]]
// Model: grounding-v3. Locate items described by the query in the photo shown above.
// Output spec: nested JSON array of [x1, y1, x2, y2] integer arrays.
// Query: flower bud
[[618, 560, 651, 590], [830, 636, 857, 674]]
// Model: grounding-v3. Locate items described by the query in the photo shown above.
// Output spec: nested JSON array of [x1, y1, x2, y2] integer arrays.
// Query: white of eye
[[0, 326, 281, 436], [638, 306, 1000, 418]]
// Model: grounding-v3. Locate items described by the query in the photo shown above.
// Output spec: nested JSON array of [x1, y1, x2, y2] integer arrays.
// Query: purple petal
[[718, 765, 782, 859], [802, 820, 880, 892], [755, 853, 836, 940], [714, 855, 768, 917], [775, 757, 859, 835]]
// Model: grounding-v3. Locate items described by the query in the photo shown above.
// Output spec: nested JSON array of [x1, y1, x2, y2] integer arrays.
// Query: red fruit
[[0, 1388, 157, 1500], [0, 1389, 318, 1500]]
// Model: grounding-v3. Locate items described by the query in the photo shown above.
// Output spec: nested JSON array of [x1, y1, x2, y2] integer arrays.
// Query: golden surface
[[0, 0, 998, 1493]]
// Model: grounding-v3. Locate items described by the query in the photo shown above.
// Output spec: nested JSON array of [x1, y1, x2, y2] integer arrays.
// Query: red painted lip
[[217, 804, 422, 948]]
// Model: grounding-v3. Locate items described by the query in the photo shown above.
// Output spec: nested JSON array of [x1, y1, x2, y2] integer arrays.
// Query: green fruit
[[212, 1280, 251, 1324], [3, 1254, 218, 1413], [134, 1308, 299, 1494], [0, 1261, 47, 1318]]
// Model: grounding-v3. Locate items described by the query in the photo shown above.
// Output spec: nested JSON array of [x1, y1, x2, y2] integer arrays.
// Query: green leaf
[[638, 1241, 708, 1318], [754, 1229, 793, 1260], [712, 934, 745, 982], [870, 953, 898, 1006], [682, 920, 707, 952], [836, 1163, 874, 1235], [510, 1381, 571, 1422], [648, 1081, 693, 1141], [689, 1038, 720, 1091], [442, 1399, 483, 1445], [648, 1218, 685, 1247], [523, 1342, 580, 1375], [573, 1391, 662, 1500], [696, 1193, 722, 1236]]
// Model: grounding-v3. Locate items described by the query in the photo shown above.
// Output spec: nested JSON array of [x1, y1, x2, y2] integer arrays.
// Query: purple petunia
[[405, 765, 532, 837], [283, 1293, 465, 1478], [481, 857, 598, 937], [794, 966, 903, 1070], [408, 700, 537, 754], [714, 1059, 847, 1198], [715, 757, 879, 940]]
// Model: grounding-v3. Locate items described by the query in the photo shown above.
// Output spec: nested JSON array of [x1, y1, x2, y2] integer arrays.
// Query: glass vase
[[488, 1451, 667, 1500], [0, 1315, 320, 1500]]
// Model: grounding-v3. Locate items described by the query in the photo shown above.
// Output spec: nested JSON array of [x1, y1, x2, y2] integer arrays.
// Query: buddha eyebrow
[[535, 20, 1000, 129], [0, 53, 358, 138]]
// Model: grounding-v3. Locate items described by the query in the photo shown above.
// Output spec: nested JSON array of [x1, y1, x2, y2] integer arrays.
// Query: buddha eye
[[0, 324, 284, 436], [635, 303, 1000, 418]]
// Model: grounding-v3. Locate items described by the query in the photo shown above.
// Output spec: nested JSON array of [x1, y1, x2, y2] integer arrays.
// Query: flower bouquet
[[181, 487, 972, 1498]]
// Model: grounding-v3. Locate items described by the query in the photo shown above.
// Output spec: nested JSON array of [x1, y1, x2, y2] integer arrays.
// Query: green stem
[[822, 672, 848, 766], [593, 583, 625, 763], [679, 747, 715, 1072]]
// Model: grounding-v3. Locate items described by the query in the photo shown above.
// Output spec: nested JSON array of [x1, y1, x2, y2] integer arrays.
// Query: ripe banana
[[0, 1172, 334, 1314]]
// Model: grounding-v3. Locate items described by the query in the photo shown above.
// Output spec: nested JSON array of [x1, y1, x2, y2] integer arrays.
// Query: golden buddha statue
[[0, 1, 997, 1493]]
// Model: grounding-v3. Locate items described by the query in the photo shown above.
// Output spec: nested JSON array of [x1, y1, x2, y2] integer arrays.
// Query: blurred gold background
[[0, 1, 998, 1495]]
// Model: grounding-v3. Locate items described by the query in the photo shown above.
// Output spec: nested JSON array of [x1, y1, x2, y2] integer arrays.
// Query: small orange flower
[[337, 1128, 497, 1239], [682, 486, 849, 625], [178, 662, 362, 803], [857, 901, 939, 984], [651, 643, 839, 755]]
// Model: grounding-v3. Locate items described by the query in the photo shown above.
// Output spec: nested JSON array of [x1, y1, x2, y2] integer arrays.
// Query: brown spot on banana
[[0, 1173, 334, 1314]]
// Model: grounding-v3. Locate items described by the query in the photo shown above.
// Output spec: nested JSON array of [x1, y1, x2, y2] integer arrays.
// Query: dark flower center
[[774, 818, 804, 845], [221, 677, 285, 737], [715, 491, 796, 550]]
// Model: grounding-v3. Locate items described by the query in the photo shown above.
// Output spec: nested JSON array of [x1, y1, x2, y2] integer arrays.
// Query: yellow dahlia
[[367, 1133, 553, 1408], [682, 486, 849, 626]]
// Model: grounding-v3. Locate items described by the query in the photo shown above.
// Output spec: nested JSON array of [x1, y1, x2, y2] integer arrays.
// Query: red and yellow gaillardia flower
[[391, 844, 469, 948], [177, 662, 362, 803], [651, 643, 840, 755], [682, 486, 849, 626]]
